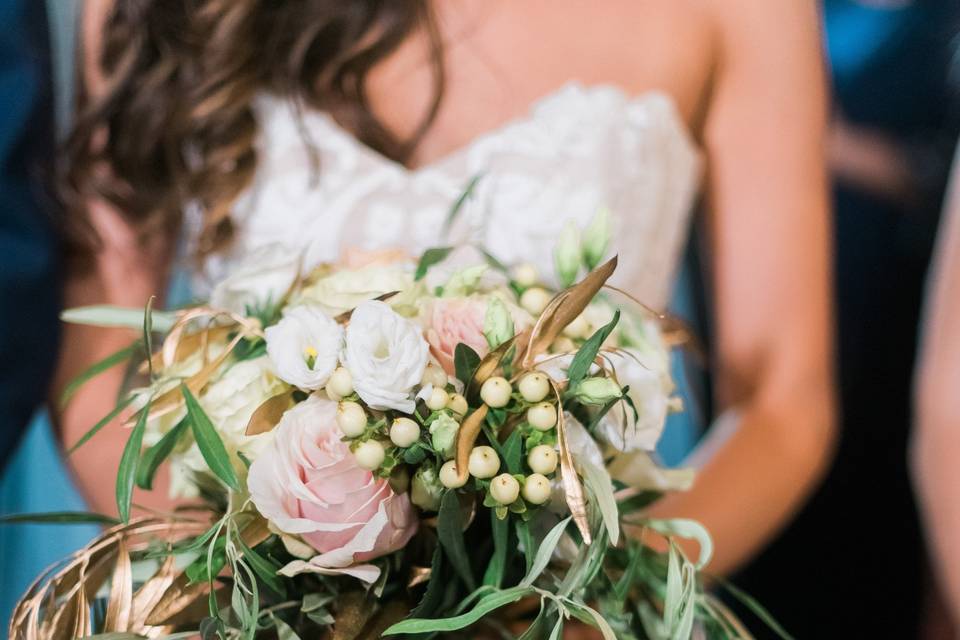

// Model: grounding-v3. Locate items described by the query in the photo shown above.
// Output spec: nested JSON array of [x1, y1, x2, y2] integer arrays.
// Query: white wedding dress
[[189, 82, 701, 310]]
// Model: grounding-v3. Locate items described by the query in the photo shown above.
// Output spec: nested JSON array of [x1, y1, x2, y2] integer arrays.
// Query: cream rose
[[247, 395, 418, 582], [210, 243, 300, 316], [298, 265, 414, 317], [342, 300, 429, 412], [265, 305, 343, 391]]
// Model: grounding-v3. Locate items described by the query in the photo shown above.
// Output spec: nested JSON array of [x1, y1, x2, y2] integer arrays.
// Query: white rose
[[596, 346, 673, 452], [211, 243, 301, 316], [342, 301, 429, 413], [169, 356, 285, 498], [266, 305, 343, 390], [298, 265, 414, 317]]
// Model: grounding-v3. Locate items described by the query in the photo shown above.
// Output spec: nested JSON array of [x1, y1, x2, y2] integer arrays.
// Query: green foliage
[[0, 511, 120, 526], [60, 343, 138, 409], [415, 247, 454, 281], [384, 586, 535, 635], [453, 342, 481, 384], [567, 309, 620, 384], [67, 394, 136, 455], [181, 384, 240, 490], [136, 417, 188, 490], [116, 397, 151, 522], [437, 490, 477, 591]]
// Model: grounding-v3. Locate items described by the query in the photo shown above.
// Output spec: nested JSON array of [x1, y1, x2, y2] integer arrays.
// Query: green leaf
[[186, 534, 227, 585], [567, 310, 620, 385], [116, 397, 150, 522], [453, 342, 481, 385], [714, 576, 795, 640], [643, 518, 713, 569], [181, 384, 240, 490], [383, 585, 535, 635], [60, 343, 138, 409], [61, 305, 177, 332], [143, 296, 156, 380], [67, 394, 136, 455], [410, 541, 445, 618], [520, 516, 571, 588], [515, 519, 535, 574], [580, 459, 620, 546], [0, 511, 120, 526], [483, 508, 510, 587], [136, 418, 188, 490], [271, 615, 302, 640], [443, 174, 483, 235], [502, 428, 523, 474], [415, 247, 454, 281], [237, 537, 287, 598], [437, 489, 477, 591], [565, 600, 618, 640]]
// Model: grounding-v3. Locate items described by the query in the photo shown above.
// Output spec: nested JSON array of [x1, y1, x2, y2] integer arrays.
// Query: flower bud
[[421, 363, 448, 389], [425, 386, 450, 411], [554, 221, 581, 287], [490, 473, 520, 505], [527, 402, 558, 431], [518, 372, 550, 403], [480, 376, 512, 408], [336, 401, 368, 437], [520, 287, 552, 316], [439, 460, 467, 488], [511, 263, 539, 288], [562, 314, 590, 339], [326, 366, 354, 400], [468, 446, 501, 479], [483, 297, 515, 349], [353, 440, 385, 471], [429, 412, 460, 459], [448, 393, 469, 416], [571, 377, 622, 405], [527, 444, 558, 475], [521, 473, 552, 505], [582, 207, 611, 270], [390, 417, 421, 448], [410, 466, 444, 511]]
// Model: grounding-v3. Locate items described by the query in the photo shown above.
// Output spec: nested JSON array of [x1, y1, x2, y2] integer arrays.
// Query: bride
[[57, 0, 834, 578]]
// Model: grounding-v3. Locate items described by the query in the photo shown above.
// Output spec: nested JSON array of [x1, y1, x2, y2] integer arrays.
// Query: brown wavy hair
[[63, 0, 444, 258]]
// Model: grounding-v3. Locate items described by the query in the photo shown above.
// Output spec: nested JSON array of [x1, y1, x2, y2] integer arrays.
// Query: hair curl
[[63, 0, 443, 259]]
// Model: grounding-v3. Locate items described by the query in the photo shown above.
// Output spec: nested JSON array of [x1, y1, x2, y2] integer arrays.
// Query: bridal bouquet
[[11, 204, 777, 639]]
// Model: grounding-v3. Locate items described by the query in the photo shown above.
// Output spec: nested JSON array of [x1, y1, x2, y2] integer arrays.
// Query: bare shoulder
[[81, 0, 115, 93]]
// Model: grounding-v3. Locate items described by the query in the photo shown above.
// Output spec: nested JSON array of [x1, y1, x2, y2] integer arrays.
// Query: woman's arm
[[52, 0, 175, 516], [912, 148, 960, 627], [647, 2, 836, 575]]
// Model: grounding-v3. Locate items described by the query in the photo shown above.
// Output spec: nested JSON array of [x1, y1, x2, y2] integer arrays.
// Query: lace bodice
[[190, 82, 701, 310]]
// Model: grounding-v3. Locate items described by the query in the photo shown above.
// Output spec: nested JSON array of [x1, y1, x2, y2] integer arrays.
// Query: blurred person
[[57, 2, 835, 627], [731, 0, 960, 637], [913, 145, 960, 635]]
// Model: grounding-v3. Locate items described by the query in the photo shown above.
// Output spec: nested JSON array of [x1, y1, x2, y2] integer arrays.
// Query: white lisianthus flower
[[265, 305, 343, 391], [343, 301, 429, 412], [298, 265, 414, 317], [210, 243, 301, 316]]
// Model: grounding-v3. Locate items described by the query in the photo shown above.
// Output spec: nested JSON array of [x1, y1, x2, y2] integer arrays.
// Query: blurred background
[[1, 0, 959, 637]]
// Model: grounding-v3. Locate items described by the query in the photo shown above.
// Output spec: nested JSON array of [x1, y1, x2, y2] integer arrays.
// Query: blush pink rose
[[423, 298, 490, 375], [248, 395, 417, 578]]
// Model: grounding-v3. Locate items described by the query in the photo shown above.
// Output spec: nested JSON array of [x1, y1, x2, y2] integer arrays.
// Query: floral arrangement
[[10, 200, 782, 639]]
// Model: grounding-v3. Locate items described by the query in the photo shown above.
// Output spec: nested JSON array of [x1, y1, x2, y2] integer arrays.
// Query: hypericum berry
[[425, 387, 449, 411], [326, 367, 354, 400], [527, 402, 558, 431], [562, 314, 590, 339], [521, 473, 552, 505], [480, 377, 512, 408], [389, 418, 421, 448], [527, 444, 559, 475], [448, 393, 468, 416], [518, 372, 550, 403], [520, 287, 552, 316], [468, 446, 501, 479], [336, 401, 367, 437], [551, 336, 577, 354], [511, 263, 540, 288], [490, 473, 521, 505], [439, 460, 467, 488], [353, 440, 385, 471], [421, 363, 448, 389]]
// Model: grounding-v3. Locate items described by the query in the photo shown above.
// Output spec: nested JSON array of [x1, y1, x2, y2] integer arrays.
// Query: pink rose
[[248, 395, 417, 580], [423, 298, 490, 375]]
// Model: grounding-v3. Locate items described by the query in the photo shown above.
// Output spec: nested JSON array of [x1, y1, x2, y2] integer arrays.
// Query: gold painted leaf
[[522, 256, 618, 368], [103, 539, 133, 632], [245, 390, 295, 436], [465, 336, 517, 403], [551, 381, 591, 544], [454, 405, 488, 484]]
